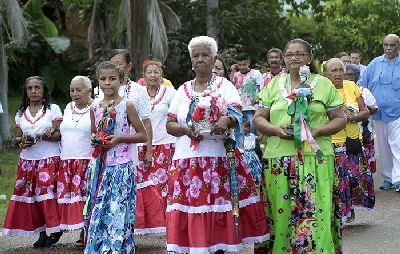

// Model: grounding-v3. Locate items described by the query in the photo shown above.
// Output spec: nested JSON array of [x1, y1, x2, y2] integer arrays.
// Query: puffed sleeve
[[51, 104, 63, 122], [136, 85, 151, 120], [15, 112, 22, 129], [322, 80, 344, 111], [220, 79, 242, 109], [168, 85, 183, 118], [258, 79, 274, 109]]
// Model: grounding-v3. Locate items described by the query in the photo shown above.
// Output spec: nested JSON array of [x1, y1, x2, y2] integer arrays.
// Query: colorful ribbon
[[287, 89, 324, 162], [83, 101, 116, 250]]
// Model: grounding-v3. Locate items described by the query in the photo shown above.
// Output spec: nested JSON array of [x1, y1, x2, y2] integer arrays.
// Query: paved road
[[1, 173, 399, 253]]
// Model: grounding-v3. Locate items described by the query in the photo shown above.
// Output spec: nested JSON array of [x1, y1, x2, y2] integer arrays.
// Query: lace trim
[[2, 225, 60, 236], [137, 180, 157, 189], [134, 227, 166, 235], [167, 234, 269, 253], [11, 193, 55, 203], [167, 112, 177, 118], [57, 195, 86, 204], [166, 195, 260, 213], [59, 223, 84, 231]]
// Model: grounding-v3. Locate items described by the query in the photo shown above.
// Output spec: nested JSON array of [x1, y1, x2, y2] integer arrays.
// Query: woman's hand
[[183, 126, 203, 141], [19, 134, 35, 149], [211, 115, 230, 135], [43, 127, 56, 137], [145, 150, 153, 168], [274, 125, 294, 140]]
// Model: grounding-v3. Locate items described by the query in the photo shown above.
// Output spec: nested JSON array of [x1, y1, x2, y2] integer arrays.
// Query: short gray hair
[[71, 75, 92, 90], [188, 36, 218, 58], [324, 58, 346, 72]]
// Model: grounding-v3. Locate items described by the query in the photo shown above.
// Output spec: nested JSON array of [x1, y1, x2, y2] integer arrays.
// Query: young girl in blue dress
[[84, 61, 147, 253]]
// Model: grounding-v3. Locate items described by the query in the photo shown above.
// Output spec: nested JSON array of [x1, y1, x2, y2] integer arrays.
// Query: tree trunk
[[0, 20, 11, 148], [206, 0, 219, 42], [131, 0, 151, 78]]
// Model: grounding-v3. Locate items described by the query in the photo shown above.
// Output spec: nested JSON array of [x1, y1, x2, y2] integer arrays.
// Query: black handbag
[[345, 137, 362, 154]]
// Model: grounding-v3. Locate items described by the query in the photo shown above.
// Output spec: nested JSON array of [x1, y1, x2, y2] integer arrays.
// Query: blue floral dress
[[84, 100, 136, 253]]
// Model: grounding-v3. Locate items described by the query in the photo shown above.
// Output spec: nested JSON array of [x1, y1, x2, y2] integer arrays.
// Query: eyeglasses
[[284, 53, 309, 58]]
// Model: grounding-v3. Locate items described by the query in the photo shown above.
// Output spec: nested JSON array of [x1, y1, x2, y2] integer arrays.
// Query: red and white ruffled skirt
[[57, 159, 90, 231], [135, 143, 175, 235], [3, 156, 61, 236], [166, 156, 269, 253]]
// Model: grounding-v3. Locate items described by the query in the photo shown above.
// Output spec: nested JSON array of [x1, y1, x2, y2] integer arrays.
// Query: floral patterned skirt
[[254, 155, 342, 254], [166, 156, 269, 253], [57, 159, 90, 231], [334, 145, 352, 221], [362, 139, 376, 174], [135, 143, 175, 235], [347, 152, 375, 210], [84, 161, 136, 254], [3, 157, 61, 236]]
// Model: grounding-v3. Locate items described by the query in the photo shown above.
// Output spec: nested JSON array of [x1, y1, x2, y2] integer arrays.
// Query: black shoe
[[33, 237, 47, 248], [45, 232, 63, 246]]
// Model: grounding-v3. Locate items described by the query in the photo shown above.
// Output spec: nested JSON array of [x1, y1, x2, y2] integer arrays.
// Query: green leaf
[[45, 37, 70, 54], [23, 0, 58, 38]]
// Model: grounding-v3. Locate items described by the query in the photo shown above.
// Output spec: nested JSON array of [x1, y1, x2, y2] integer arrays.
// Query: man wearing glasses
[[358, 34, 400, 191]]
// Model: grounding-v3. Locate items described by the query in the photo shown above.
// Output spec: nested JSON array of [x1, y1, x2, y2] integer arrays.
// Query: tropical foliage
[[1, 0, 400, 144]]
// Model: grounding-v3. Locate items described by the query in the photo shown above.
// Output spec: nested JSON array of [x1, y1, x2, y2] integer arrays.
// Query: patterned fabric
[[262, 68, 287, 86], [57, 159, 90, 231], [92, 100, 132, 166], [166, 156, 269, 253], [84, 161, 136, 254], [347, 152, 375, 210], [135, 143, 175, 235], [255, 156, 342, 254], [3, 157, 61, 235], [333, 145, 352, 221], [243, 150, 262, 183], [362, 140, 376, 174]]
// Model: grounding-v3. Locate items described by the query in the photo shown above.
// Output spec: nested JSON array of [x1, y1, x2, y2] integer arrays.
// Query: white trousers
[[375, 118, 400, 184]]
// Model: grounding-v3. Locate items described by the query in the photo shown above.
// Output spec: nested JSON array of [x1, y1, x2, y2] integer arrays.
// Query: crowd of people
[[1, 33, 399, 254]]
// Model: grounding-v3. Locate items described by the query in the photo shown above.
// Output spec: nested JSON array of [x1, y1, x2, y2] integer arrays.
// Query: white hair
[[71, 75, 92, 90], [188, 36, 218, 57], [325, 58, 346, 72]]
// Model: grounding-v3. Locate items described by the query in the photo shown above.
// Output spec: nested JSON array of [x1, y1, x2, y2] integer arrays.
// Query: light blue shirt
[[358, 53, 400, 122]]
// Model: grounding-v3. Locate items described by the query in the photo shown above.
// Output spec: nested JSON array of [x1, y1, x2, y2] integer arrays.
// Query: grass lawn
[[0, 148, 19, 224]]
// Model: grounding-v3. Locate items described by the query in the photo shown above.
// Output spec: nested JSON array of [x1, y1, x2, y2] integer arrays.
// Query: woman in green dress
[[253, 39, 346, 254]]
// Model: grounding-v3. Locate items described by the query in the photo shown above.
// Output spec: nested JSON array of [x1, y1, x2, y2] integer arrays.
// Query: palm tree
[[87, 0, 181, 70], [0, 0, 28, 147]]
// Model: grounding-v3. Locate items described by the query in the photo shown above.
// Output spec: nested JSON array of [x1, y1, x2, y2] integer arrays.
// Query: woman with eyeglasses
[[254, 39, 346, 253], [324, 58, 373, 224], [3, 76, 63, 248]]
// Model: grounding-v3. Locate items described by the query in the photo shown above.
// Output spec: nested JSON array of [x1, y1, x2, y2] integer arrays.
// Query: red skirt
[[57, 159, 90, 231], [3, 156, 61, 236], [166, 156, 269, 253], [135, 143, 175, 235]]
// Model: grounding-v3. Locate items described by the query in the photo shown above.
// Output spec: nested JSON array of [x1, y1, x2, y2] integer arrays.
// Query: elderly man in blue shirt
[[359, 34, 400, 191]]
